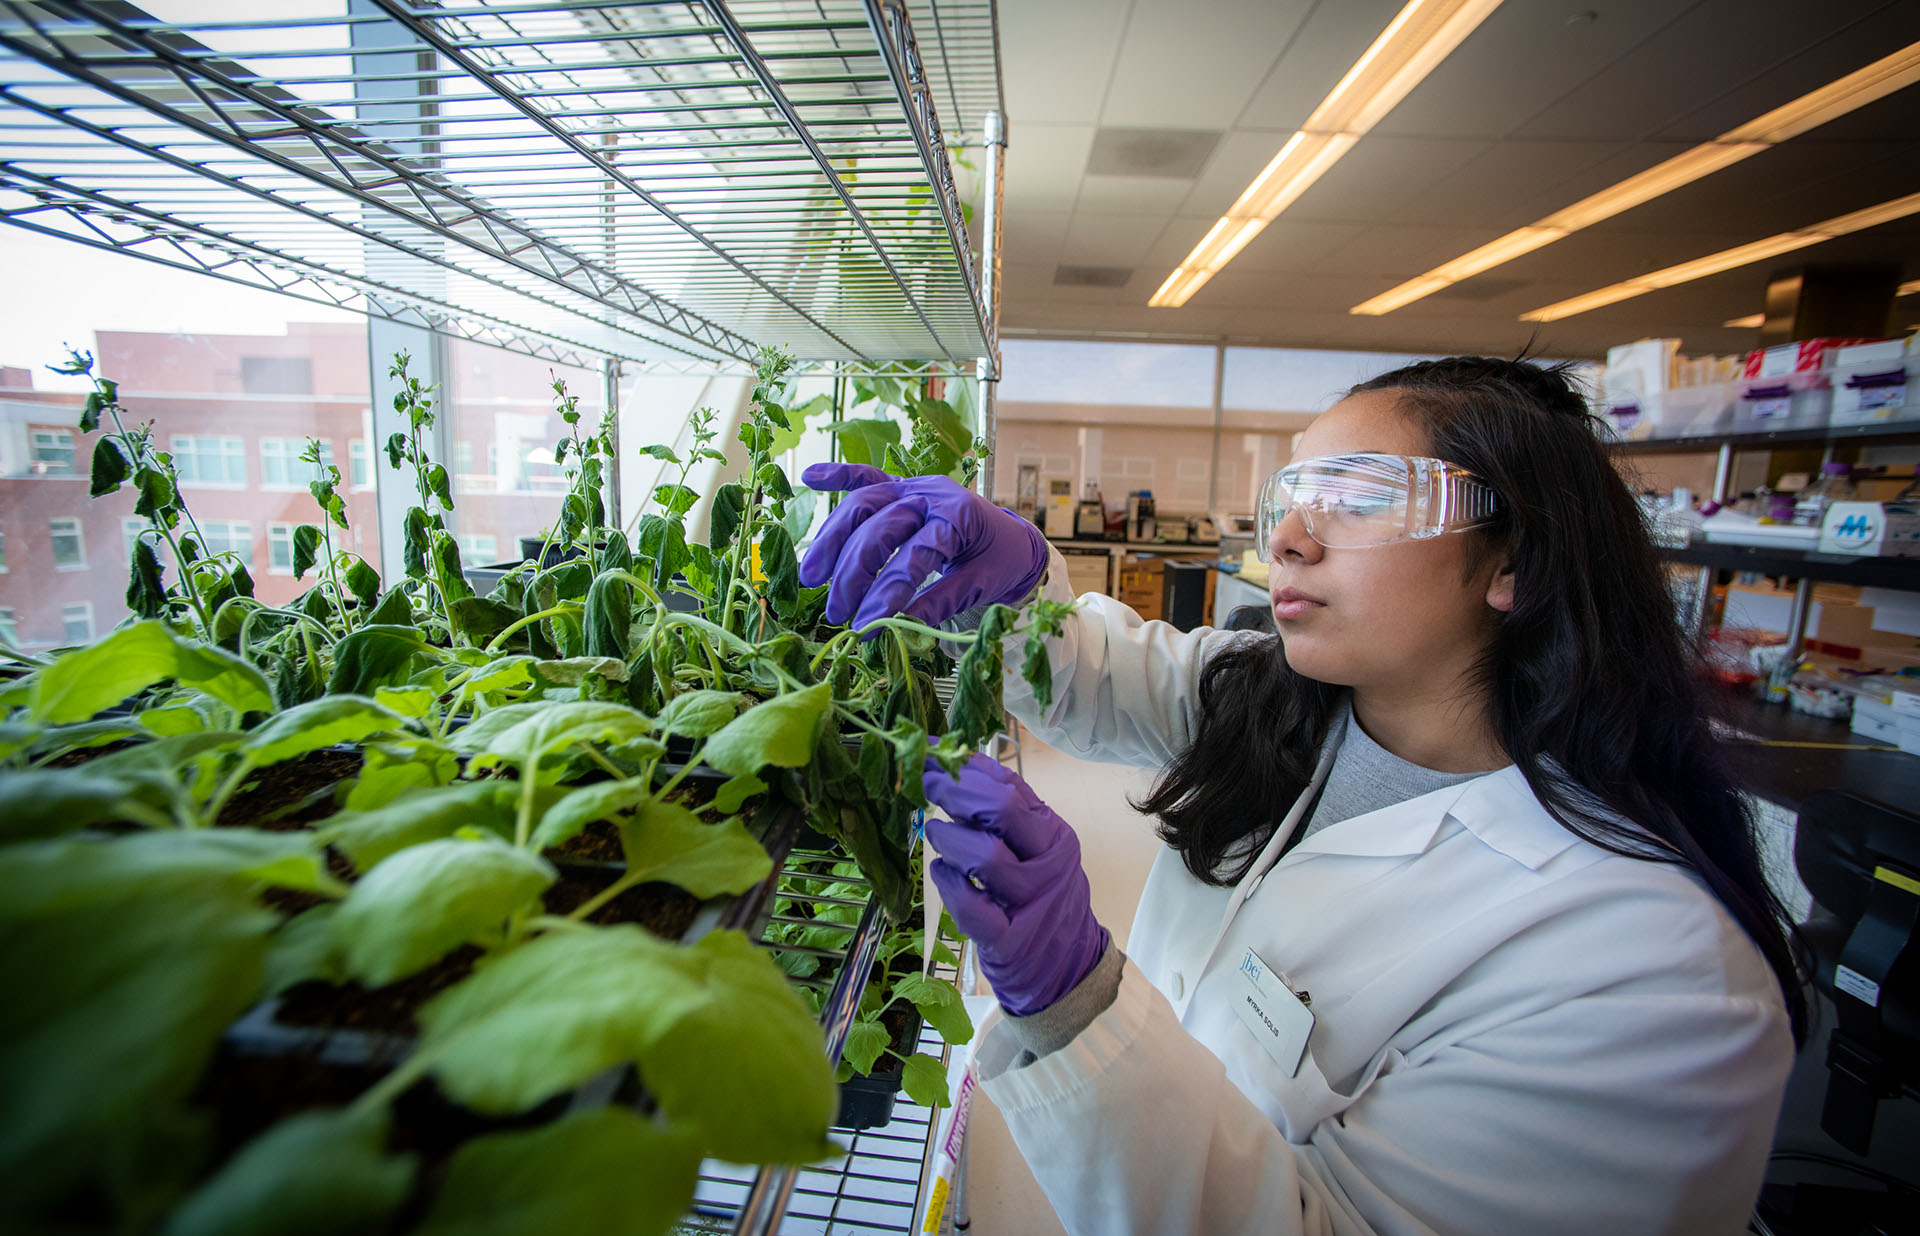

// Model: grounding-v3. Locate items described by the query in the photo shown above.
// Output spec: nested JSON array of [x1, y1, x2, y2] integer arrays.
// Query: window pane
[[50, 518, 85, 568], [442, 338, 603, 565], [267, 523, 295, 572], [1000, 340, 1216, 408], [0, 229, 377, 646], [0, 608, 16, 644], [60, 602, 92, 643], [349, 439, 370, 489], [29, 428, 75, 474]]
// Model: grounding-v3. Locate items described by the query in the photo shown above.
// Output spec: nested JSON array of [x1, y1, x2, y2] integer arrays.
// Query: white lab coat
[[973, 555, 1794, 1236]]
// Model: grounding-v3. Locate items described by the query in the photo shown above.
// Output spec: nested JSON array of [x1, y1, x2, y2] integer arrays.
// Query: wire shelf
[[0, 0, 998, 371], [692, 849, 964, 1235]]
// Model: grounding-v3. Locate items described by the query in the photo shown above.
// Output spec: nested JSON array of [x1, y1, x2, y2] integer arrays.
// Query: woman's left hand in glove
[[921, 753, 1108, 1017]]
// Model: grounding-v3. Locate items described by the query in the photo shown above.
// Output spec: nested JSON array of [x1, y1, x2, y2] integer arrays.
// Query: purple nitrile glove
[[797, 462, 1047, 633], [921, 754, 1108, 1017]]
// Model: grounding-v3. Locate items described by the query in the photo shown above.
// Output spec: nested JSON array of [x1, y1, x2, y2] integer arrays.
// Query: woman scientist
[[797, 357, 1803, 1236]]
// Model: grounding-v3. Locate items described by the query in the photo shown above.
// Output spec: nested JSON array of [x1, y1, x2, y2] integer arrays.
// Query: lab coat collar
[[1286, 763, 1580, 872]]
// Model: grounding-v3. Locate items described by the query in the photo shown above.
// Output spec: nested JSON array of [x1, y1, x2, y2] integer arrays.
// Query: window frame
[[267, 521, 296, 574], [49, 516, 86, 570], [197, 519, 254, 569], [170, 433, 248, 489], [28, 426, 77, 476], [59, 600, 94, 644]]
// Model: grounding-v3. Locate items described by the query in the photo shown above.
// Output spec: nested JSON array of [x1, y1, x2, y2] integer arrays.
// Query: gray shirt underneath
[[1003, 700, 1487, 1058]]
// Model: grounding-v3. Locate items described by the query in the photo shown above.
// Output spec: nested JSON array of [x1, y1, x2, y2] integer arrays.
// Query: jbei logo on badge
[[1233, 947, 1315, 1077]]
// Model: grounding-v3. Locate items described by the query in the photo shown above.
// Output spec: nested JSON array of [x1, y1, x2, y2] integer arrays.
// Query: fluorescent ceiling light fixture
[[1722, 313, 1764, 329], [1350, 40, 1920, 316], [1150, 0, 1503, 308], [1902, 279, 1920, 297], [1518, 190, 1920, 322]]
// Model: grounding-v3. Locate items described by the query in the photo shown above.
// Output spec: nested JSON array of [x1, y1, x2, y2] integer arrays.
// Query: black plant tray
[[218, 774, 806, 1073], [834, 1004, 924, 1131]]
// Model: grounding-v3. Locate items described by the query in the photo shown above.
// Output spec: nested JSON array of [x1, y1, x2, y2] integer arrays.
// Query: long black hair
[[1135, 356, 1808, 1040]]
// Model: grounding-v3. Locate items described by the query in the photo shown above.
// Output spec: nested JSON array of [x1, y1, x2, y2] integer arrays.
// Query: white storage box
[[1608, 380, 1740, 440], [1829, 340, 1918, 426], [1736, 369, 1832, 432], [1698, 512, 1821, 548], [1850, 694, 1920, 755], [1816, 501, 1920, 557]]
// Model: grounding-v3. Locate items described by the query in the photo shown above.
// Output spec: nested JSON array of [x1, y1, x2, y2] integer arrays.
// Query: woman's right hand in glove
[[797, 462, 1047, 632]]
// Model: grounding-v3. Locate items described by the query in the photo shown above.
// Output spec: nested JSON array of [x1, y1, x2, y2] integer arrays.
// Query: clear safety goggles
[[1255, 453, 1500, 559]]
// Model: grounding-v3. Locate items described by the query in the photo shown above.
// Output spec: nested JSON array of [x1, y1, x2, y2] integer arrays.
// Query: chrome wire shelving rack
[[701, 846, 967, 1236], [0, 0, 1001, 374]]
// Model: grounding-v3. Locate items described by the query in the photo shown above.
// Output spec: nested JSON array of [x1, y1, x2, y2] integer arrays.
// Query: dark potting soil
[[275, 945, 483, 1037], [540, 866, 701, 939], [215, 746, 364, 830]]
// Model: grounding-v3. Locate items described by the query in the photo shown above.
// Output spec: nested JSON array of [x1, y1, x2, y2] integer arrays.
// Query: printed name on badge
[[1233, 946, 1315, 1076]]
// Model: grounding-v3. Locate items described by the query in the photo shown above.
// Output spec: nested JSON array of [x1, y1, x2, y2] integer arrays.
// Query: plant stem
[[485, 603, 581, 654], [567, 869, 644, 921]]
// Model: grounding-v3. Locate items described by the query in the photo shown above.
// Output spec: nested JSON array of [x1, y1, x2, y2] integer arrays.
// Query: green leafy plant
[[1, 344, 1071, 1236]]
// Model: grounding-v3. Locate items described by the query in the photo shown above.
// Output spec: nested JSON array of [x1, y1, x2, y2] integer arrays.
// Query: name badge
[[1233, 947, 1315, 1076]]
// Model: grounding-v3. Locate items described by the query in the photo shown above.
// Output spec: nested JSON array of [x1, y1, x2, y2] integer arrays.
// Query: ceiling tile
[[1001, 212, 1074, 268], [1513, 0, 1899, 142], [1649, 2, 1920, 142], [1384, 140, 1637, 229], [999, 0, 1132, 125], [1001, 124, 1096, 213], [1075, 174, 1203, 214], [1235, 0, 1408, 131], [1143, 217, 1367, 274], [1370, 0, 1702, 140], [1062, 212, 1175, 266], [1099, 0, 1312, 129]]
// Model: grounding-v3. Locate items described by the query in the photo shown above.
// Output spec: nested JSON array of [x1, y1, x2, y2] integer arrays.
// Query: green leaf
[[327, 625, 437, 697], [263, 903, 345, 995], [909, 396, 971, 460], [891, 973, 973, 1047], [0, 772, 154, 841], [655, 689, 741, 739], [373, 685, 437, 719], [639, 443, 681, 465], [133, 468, 176, 522], [529, 779, 650, 851], [366, 587, 414, 628], [619, 799, 772, 898], [709, 482, 747, 555], [331, 837, 555, 986], [344, 557, 381, 612], [292, 524, 323, 581], [459, 655, 538, 700], [342, 742, 458, 812], [712, 772, 766, 814], [427, 462, 455, 511], [158, 1107, 413, 1236], [759, 523, 799, 616], [840, 1019, 890, 1075], [700, 683, 830, 778], [431, 531, 474, 610], [633, 515, 689, 587], [447, 597, 522, 648], [31, 621, 274, 724], [89, 436, 131, 497], [651, 482, 698, 517], [319, 782, 515, 872], [765, 392, 830, 459], [239, 695, 409, 769], [0, 875, 274, 1215], [403, 507, 431, 579], [412, 1107, 698, 1236], [417, 928, 835, 1162], [782, 486, 818, 545], [824, 418, 901, 469], [138, 705, 205, 737], [126, 534, 168, 620], [1022, 628, 1055, 710], [453, 701, 656, 781], [948, 605, 1013, 749], [900, 1053, 952, 1109], [583, 570, 633, 661]]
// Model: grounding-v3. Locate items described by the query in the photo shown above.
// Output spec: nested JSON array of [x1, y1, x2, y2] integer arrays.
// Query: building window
[[198, 520, 253, 569], [267, 522, 296, 574], [458, 533, 497, 564], [29, 428, 75, 475], [454, 440, 474, 477], [0, 607, 16, 646], [349, 438, 371, 489], [261, 438, 333, 489], [60, 602, 93, 644], [122, 517, 149, 562], [241, 356, 314, 395], [0, 526, 7, 572], [50, 517, 85, 569], [172, 435, 246, 487]]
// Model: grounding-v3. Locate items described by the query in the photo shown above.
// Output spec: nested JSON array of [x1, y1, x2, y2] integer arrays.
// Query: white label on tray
[[1858, 383, 1906, 412], [1751, 396, 1790, 420], [1835, 964, 1880, 1008]]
